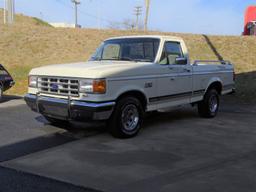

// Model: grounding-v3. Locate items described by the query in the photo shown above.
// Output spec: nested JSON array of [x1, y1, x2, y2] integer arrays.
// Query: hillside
[[0, 9, 255, 103]]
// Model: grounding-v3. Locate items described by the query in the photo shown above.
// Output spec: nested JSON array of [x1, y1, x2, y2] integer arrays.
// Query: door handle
[[170, 77, 176, 81], [183, 68, 191, 72]]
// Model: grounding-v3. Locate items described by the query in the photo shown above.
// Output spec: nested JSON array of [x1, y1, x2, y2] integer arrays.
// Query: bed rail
[[193, 60, 231, 65]]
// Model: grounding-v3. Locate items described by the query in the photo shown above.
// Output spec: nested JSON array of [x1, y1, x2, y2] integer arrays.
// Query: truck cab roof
[[105, 35, 184, 42]]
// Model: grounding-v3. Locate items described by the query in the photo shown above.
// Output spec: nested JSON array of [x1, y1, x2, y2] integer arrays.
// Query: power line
[[55, 0, 114, 25]]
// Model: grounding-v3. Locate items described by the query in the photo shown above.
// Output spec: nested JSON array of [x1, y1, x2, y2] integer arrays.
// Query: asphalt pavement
[[0, 95, 256, 192]]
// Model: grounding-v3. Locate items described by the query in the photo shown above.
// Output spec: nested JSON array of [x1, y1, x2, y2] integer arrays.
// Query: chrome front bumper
[[24, 94, 115, 121]]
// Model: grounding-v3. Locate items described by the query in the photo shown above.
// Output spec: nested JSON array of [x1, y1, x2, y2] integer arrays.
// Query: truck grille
[[38, 77, 79, 97]]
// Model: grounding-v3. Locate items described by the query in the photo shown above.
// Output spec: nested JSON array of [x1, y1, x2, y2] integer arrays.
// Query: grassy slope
[[0, 10, 255, 103]]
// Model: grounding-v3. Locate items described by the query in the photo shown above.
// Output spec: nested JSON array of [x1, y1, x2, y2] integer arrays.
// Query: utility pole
[[134, 6, 142, 31], [4, 0, 7, 24], [3, 0, 15, 25], [71, 0, 81, 28], [144, 0, 150, 31]]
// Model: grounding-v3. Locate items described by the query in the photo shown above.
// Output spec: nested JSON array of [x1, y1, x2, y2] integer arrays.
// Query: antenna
[[134, 6, 142, 31], [144, 0, 150, 31], [71, 0, 81, 28]]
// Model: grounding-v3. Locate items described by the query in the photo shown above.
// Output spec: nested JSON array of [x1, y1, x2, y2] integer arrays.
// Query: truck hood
[[30, 61, 153, 79]]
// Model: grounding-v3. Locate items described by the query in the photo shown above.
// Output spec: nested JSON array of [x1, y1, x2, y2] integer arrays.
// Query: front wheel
[[0, 85, 3, 101], [108, 97, 144, 138], [198, 89, 219, 118]]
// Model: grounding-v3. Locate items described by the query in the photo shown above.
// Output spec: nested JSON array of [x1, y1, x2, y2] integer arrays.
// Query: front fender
[[114, 84, 147, 101]]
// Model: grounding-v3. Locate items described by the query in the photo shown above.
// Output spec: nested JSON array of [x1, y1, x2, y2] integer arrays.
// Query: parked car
[[0, 64, 15, 101], [25, 35, 235, 138]]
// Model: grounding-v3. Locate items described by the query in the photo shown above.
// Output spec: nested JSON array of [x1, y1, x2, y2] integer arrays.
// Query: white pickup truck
[[25, 35, 235, 138]]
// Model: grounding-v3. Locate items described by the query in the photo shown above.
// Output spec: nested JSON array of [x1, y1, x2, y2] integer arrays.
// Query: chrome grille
[[38, 77, 79, 97]]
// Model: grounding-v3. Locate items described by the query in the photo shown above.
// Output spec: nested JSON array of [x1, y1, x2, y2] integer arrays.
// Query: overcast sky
[[0, 0, 255, 35]]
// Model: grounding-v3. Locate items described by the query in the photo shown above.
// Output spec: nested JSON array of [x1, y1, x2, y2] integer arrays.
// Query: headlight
[[28, 76, 38, 88], [79, 79, 106, 94]]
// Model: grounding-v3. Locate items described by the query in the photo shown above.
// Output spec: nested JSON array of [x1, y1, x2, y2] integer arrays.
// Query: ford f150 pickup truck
[[0, 64, 15, 101], [25, 36, 235, 138]]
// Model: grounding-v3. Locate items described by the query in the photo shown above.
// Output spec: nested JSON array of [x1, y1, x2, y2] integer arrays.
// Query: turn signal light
[[93, 80, 106, 94]]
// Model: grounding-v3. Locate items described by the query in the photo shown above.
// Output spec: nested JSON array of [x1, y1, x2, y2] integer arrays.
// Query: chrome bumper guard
[[24, 94, 115, 121]]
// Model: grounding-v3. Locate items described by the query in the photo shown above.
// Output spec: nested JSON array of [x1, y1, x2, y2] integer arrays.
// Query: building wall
[[50, 23, 81, 28]]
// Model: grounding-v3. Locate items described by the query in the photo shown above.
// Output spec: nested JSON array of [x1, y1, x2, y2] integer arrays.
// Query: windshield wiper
[[92, 57, 152, 63], [120, 57, 137, 62], [101, 56, 138, 62], [90, 57, 102, 61], [134, 59, 152, 62]]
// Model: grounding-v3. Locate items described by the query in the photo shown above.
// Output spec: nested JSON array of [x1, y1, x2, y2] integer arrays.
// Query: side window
[[159, 42, 183, 65]]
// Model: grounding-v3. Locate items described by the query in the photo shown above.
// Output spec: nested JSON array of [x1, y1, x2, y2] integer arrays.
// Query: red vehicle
[[243, 6, 256, 36]]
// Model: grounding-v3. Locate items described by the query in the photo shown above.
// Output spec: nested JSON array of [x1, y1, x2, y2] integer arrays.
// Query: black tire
[[44, 116, 69, 125], [0, 85, 3, 101], [198, 89, 219, 118], [108, 97, 144, 138]]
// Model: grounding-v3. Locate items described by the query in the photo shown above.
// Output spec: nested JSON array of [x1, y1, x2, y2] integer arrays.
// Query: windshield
[[90, 38, 160, 62]]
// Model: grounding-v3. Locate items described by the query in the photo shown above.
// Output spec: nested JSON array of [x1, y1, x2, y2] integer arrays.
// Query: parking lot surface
[[0, 96, 256, 192]]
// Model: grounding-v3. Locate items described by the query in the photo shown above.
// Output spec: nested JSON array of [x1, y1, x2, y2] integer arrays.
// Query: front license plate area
[[38, 100, 69, 119]]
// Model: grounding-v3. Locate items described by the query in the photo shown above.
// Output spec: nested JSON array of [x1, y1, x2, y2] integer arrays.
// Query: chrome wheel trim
[[121, 104, 139, 132], [209, 95, 218, 113]]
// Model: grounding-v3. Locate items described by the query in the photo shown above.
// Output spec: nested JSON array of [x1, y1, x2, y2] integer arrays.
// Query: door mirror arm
[[175, 57, 188, 65]]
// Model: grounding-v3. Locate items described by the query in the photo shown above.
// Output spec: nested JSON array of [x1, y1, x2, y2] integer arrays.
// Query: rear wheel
[[198, 89, 219, 118], [108, 97, 144, 138]]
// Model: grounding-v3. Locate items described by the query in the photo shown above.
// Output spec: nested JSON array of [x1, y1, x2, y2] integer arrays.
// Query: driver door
[[155, 41, 192, 108]]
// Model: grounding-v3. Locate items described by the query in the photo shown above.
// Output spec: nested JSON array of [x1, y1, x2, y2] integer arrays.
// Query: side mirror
[[175, 57, 187, 65]]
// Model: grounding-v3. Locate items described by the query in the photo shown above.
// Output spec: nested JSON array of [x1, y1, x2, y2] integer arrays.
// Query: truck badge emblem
[[145, 82, 153, 88], [51, 84, 58, 90]]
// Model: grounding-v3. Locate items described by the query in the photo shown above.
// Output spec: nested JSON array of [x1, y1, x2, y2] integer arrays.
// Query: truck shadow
[[0, 95, 23, 104], [35, 115, 106, 138], [0, 117, 106, 163], [48, 107, 198, 134], [143, 107, 199, 131], [0, 132, 76, 163]]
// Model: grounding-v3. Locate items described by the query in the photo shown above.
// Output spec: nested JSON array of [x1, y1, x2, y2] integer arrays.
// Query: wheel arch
[[116, 90, 148, 110], [206, 80, 223, 95]]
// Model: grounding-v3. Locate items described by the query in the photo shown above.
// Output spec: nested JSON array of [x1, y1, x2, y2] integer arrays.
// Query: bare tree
[[108, 21, 122, 30], [108, 19, 143, 31], [122, 19, 135, 30]]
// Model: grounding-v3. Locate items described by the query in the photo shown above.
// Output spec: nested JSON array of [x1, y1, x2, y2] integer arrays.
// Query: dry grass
[[0, 9, 255, 103]]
